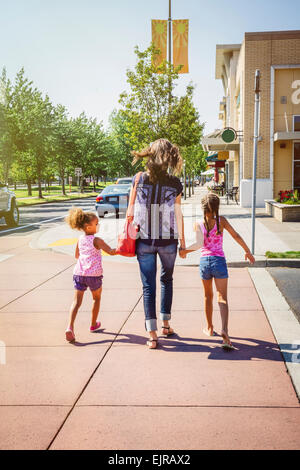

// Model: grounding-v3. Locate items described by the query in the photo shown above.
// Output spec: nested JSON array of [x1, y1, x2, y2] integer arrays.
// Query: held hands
[[179, 247, 187, 259], [245, 251, 255, 264]]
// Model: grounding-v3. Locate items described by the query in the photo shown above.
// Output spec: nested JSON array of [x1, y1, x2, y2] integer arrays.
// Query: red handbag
[[116, 172, 142, 257]]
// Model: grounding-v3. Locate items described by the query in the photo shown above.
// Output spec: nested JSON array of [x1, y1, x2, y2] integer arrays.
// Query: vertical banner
[[151, 20, 167, 67], [172, 19, 189, 73]]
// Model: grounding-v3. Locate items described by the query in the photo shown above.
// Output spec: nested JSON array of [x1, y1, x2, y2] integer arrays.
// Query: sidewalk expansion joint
[[0, 262, 75, 312], [74, 404, 300, 410], [46, 293, 143, 451]]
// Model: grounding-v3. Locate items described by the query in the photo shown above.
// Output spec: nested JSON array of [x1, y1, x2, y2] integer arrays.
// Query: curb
[[248, 268, 300, 402]]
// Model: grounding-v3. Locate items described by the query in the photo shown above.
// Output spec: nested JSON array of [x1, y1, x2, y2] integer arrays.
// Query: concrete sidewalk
[[0, 238, 299, 450]]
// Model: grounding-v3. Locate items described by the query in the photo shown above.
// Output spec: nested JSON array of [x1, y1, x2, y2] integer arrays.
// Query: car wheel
[[5, 199, 19, 227]]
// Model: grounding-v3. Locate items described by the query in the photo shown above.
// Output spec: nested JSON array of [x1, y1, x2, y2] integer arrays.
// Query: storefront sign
[[292, 80, 300, 105]]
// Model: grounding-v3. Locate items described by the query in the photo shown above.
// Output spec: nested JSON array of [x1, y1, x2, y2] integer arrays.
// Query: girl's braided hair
[[131, 138, 182, 184], [201, 192, 221, 237], [65, 207, 97, 230]]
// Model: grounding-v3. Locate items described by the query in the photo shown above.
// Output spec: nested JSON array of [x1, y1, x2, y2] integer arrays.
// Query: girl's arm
[[94, 238, 116, 255], [75, 242, 79, 259], [222, 216, 255, 264], [175, 194, 186, 258], [180, 222, 204, 255]]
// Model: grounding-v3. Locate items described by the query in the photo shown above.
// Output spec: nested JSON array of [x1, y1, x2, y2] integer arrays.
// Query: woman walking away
[[180, 192, 255, 350], [65, 208, 116, 343], [130, 138, 186, 349]]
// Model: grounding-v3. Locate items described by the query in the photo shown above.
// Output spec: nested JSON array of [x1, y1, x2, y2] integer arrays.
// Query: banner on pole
[[172, 19, 189, 73], [151, 20, 167, 67]]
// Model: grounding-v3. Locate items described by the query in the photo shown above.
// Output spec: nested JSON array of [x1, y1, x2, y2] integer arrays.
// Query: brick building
[[202, 30, 300, 207]]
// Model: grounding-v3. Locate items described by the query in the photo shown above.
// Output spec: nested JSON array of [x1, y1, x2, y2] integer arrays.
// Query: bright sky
[[1, 0, 300, 135]]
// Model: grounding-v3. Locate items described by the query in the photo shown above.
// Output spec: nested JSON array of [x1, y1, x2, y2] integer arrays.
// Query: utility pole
[[251, 70, 261, 254]]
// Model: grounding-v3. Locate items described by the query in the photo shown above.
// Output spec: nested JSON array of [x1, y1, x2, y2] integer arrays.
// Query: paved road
[[0, 197, 97, 236], [267, 268, 300, 324]]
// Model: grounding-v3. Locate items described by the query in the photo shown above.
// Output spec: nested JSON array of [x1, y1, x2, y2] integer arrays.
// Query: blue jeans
[[199, 256, 228, 280], [136, 241, 177, 332]]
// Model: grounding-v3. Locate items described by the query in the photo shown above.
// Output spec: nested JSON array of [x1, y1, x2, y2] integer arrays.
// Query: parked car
[[0, 183, 19, 227], [116, 177, 133, 185], [95, 184, 131, 218]]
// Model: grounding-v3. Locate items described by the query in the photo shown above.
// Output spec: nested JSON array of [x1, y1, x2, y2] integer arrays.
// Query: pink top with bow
[[73, 234, 103, 277]]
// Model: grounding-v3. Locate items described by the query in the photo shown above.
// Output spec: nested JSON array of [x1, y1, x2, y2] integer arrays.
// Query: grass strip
[[17, 193, 98, 207], [266, 251, 300, 259]]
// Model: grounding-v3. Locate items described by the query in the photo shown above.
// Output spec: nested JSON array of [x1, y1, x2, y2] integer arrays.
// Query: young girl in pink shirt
[[180, 192, 255, 350], [65, 207, 116, 342]]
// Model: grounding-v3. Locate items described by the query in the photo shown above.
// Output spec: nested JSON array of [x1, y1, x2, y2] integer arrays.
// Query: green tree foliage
[[118, 44, 205, 177]]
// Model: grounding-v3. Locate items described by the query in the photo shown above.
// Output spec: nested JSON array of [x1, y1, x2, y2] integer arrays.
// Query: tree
[[0, 68, 15, 184], [118, 44, 205, 157], [10, 68, 55, 198]]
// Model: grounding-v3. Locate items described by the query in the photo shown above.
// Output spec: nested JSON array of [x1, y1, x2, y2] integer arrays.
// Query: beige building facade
[[202, 30, 300, 207]]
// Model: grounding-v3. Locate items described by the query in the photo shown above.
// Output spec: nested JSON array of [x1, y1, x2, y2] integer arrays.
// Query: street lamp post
[[251, 70, 261, 255]]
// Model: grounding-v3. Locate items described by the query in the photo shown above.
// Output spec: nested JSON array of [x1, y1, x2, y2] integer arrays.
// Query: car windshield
[[101, 184, 130, 195], [117, 178, 132, 184]]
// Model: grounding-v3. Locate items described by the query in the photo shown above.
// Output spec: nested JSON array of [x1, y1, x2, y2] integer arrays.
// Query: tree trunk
[[188, 175, 191, 198], [61, 171, 66, 196], [38, 177, 43, 199], [27, 180, 32, 196]]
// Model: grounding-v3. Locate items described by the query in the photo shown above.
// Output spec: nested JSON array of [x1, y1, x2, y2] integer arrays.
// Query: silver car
[[0, 183, 19, 227]]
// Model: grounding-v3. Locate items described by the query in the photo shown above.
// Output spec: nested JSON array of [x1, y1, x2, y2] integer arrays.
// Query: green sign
[[221, 128, 236, 143]]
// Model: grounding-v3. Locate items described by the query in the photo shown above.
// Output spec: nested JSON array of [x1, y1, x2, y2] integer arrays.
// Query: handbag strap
[[126, 171, 143, 219]]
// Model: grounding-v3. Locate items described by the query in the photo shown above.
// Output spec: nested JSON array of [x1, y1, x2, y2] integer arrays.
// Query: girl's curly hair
[[65, 207, 97, 230], [131, 138, 182, 183]]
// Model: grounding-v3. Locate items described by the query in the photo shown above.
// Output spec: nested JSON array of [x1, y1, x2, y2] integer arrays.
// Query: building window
[[294, 142, 300, 191], [294, 116, 300, 132]]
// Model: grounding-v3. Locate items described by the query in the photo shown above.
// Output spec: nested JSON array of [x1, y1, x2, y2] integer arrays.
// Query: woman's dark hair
[[201, 192, 221, 236], [131, 138, 182, 183]]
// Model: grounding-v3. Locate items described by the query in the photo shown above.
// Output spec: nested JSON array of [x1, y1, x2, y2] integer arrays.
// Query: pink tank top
[[73, 235, 103, 277], [199, 218, 225, 258]]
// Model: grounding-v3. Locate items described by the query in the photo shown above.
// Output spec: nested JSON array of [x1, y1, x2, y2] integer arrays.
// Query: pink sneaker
[[90, 321, 101, 332], [65, 327, 75, 342]]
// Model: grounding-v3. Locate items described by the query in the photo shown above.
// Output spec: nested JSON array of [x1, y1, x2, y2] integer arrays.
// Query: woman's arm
[[174, 194, 186, 258], [75, 242, 79, 259], [222, 216, 255, 264], [180, 222, 204, 255], [94, 237, 116, 255]]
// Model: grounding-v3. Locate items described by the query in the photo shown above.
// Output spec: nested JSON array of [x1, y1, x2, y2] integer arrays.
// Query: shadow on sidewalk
[[71, 330, 286, 362]]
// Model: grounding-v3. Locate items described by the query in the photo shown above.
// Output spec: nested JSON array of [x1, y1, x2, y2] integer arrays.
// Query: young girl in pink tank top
[[64, 207, 116, 343], [180, 192, 255, 350]]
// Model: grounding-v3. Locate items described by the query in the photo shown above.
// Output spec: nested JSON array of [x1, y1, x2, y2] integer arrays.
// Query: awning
[[206, 150, 229, 162], [202, 129, 239, 152], [274, 131, 300, 141], [201, 168, 224, 175]]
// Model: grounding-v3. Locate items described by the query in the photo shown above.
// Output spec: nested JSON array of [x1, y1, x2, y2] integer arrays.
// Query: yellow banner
[[151, 20, 167, 68], [172, 19, 189, 73]]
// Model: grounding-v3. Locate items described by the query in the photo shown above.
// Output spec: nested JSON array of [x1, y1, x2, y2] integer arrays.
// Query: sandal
[[90, 321, 101, 332], [65, 327, 75, 343], [161, 326, 175, 336], [147, 338, 158, 349], [203, 328, 217, 337]]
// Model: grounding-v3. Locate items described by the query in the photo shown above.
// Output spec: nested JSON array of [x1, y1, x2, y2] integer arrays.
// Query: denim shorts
[[199, 256, 228, 280], [73, 275, 103, 291]]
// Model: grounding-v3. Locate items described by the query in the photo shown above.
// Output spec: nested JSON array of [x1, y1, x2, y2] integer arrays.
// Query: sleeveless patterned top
[[73, 234, 103, 277], [199, 218, 225, 258]]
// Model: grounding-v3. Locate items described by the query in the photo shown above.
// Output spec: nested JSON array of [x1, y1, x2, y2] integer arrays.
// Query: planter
[[265, 199, 300, 222]]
